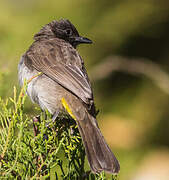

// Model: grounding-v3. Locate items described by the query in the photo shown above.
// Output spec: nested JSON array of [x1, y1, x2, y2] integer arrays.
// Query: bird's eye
[[66, 29, 72, 36]]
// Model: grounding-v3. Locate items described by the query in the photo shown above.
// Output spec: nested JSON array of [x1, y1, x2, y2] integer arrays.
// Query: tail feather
[[76, 113, 120, 174]]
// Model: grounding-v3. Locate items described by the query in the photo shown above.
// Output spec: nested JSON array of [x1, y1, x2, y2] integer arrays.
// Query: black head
[[34, 19, 92, 48]]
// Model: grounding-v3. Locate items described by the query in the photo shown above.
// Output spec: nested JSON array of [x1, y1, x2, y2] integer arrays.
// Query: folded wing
[[24, 39, 93, 105]]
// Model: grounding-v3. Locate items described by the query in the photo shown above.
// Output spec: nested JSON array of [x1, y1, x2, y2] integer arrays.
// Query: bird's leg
[[52, 110, 60, 122], [42, 110, 60, 140], [45, 110, 59, 127]]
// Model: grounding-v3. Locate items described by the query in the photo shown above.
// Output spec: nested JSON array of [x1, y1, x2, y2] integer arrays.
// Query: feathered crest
[[34, 20, 57, 40], [34, 19, 79, 41]]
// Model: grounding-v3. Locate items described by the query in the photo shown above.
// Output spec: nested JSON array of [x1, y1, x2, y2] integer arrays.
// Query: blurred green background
[[0, 0, 169, 179]]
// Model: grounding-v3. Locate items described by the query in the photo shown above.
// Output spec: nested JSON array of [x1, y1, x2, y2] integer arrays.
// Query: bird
[[18, 19, 120, 174]]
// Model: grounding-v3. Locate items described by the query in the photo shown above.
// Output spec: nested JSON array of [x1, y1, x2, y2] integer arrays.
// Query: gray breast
[[18, 56, 39, 103], [18, 56, 63, 114]]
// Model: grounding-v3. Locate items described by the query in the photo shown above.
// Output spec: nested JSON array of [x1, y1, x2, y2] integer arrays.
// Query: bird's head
[[34, 19, 92, 48]]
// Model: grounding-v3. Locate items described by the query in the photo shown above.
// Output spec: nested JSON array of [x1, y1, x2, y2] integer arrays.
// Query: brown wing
[[24, 39, 93, 105]]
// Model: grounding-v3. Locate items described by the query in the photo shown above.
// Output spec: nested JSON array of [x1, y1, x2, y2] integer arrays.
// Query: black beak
[[74, 36, 93, 44]]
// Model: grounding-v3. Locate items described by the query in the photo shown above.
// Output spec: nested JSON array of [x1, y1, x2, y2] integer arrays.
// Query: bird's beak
[[74, 36, 93, 44]]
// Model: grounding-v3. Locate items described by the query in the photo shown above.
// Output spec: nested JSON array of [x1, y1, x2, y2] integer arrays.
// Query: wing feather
[[25, 39, 93, 104]]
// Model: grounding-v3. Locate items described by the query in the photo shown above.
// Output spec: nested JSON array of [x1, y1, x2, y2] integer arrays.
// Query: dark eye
[[65, 29, 72, 36]]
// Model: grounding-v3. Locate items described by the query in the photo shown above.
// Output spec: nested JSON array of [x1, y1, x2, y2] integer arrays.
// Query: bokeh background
[[0, 0, 169, 179]]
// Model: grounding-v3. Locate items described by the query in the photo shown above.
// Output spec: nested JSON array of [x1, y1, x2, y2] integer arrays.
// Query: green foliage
[[0, 85, 117, 179], [1, 0, 169, 179]]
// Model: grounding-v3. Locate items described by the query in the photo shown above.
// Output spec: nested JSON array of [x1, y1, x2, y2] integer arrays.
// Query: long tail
[[76, 112, 120, 174]]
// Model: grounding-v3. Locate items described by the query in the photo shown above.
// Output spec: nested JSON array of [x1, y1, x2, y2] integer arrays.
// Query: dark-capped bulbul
[[18, 19, 120, 174]]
